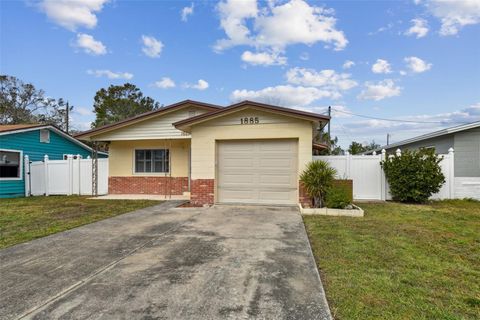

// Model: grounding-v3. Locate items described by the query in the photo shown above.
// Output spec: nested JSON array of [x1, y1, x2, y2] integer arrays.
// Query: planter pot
[[299, 203, 364, 217]]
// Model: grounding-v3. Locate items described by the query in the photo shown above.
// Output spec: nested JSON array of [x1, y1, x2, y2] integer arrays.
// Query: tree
[[0, 75, 72, 130], [300, 160, 337, 208], [314, 132, 343, 155], [348, 141, 365, 155], [347, 140, 381, 155], [92, 83, 160, 128]]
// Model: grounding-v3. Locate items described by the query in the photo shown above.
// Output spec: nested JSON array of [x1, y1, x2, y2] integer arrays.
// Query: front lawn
[[0, 196, 161, 249], [304, 200, 480, 320]]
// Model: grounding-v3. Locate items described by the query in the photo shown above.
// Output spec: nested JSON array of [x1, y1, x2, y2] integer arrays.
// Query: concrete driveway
[[0, 202, 331, 320]]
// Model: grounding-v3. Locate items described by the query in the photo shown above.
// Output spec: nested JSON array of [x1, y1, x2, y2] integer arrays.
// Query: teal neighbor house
[[0, 124, 107, 198]]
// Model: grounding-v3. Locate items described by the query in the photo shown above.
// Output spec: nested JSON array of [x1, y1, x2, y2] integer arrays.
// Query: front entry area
[[217, 139, 298, 205]]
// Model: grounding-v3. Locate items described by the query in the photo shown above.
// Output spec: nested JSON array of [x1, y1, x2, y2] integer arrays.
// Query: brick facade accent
[[108, 176, 188, 195], [190, 179, 215, 206], [299, 181, 312, 208]]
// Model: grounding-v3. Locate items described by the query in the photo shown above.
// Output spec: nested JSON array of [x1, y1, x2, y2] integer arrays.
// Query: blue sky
[[1, 0, 479, 147]]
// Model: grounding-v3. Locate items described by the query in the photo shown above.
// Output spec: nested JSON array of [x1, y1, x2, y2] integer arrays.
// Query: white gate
[[25, 155, 108, 196], [314, 148, 455, 201]]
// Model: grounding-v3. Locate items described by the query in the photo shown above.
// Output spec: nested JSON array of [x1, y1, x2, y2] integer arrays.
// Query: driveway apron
[[0, 203, 331, 320]]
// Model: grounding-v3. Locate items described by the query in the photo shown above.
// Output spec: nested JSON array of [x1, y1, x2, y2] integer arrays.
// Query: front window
[[0, 150, 22, 179], [135, 149, 169, 173]]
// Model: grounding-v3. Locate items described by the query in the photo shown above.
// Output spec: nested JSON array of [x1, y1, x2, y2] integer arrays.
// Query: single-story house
[[365, 121, 480, 199], [76, 100, 330, 206], [0, 124, 108, 198]]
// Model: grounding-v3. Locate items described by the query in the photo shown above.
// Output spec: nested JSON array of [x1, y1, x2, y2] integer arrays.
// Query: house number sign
[[240, 117, 259, 125]]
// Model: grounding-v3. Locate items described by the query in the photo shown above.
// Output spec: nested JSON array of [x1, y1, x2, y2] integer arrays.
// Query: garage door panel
[[219, 189, 256, 201], [259, 158, 295, 168], [217, 140, 298, 205], [258, 174, 294, 185], [220, 173, 256, 184]]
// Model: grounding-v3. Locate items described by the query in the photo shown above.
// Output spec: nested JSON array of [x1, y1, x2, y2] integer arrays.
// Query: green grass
[[0, 196, 161, 249], [303, 200, 480, 320]]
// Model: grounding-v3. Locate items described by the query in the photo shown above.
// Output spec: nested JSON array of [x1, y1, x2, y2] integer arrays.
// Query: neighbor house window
[[40, 129, 50, 143], [135, 149, 169, 173], [0, 149, 22, 180]]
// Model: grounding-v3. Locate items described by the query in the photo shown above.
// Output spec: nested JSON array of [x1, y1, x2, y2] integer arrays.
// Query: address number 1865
[[240, 117, 259, 125]]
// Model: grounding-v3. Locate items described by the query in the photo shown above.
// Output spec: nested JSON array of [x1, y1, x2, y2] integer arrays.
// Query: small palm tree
[[300, 160, 337, 208]]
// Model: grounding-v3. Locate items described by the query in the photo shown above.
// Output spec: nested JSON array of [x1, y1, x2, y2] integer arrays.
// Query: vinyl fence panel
[[314, 149, 455, 201], [26, 156, 108, 196]]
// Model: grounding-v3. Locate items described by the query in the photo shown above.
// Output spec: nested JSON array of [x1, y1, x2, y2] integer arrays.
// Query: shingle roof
[[0, 124, 45, 133]]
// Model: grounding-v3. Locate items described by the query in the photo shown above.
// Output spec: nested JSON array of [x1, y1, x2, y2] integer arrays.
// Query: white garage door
[[217, 139, 298, 205]]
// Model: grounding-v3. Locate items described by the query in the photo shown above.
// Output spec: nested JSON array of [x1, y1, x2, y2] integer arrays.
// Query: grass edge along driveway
[[304, 200, 480, 320], [0, 196, 161, 249]]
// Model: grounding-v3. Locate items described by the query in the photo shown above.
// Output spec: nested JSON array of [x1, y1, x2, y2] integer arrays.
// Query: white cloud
[[74, 33, 106, 55], [418, 0, 480, 35], [371, 59, 392, 74], [141, 35, 163, 58], [40, 0, 109, 31], [87, 69, 133, 79], [186, 79, 209, 90], [181, 3, 194, 22], [358, 79, 401, 101], [286, 67, 357, 92], [241, 50, 287, 66], [299, 52, 310, 61], [342, 60, 355, 69], [368, 22, 394, 36], [405, 18, 429, 38], [404, 56, 432, 73], [215, 0, 348, 53], [231, 85, 339, 107], [74, 107, 93, 116], [153, 77, 176, 89], [339, 102, 480, 145]]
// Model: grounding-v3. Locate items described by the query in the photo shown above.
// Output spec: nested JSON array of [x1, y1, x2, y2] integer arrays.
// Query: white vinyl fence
[[24, 155, 108, 196], [314, 148, 455, 201]]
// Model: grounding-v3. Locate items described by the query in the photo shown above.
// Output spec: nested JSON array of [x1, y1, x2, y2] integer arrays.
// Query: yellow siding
[[108, 139, 189, 177], [91, 106, 209, 141], [190, 109, 313, 179]]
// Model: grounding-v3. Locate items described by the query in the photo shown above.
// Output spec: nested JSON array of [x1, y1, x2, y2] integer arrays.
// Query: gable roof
[[0, 124, 108, 156], [75, 100, 222, 140], [0, 124, 45, 133], [365, 120, 480, 154], [173, 100, 330, 132]]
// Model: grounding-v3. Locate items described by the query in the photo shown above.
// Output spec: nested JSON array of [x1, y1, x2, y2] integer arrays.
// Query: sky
[[1, 0, 479, 148]]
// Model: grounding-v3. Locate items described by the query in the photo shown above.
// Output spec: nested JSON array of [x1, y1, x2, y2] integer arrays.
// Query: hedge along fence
[[314, 148, 455, 201]]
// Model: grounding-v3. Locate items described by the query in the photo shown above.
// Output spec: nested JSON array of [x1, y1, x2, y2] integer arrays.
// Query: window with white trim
[[0, 150, 21, 179], [40, 129, 50, 143], [135, 149, 169, 173]]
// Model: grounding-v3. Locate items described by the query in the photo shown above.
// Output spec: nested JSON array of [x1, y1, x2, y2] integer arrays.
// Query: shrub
[[381, 148, 445, 203], [326, 186, 352, 209], [300, 160, 337, 208]]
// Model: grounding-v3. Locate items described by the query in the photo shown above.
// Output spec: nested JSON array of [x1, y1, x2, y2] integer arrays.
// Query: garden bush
[[300, 160, 337, 208], [381, 148, 445, 203], [326, 185, 352, 209]]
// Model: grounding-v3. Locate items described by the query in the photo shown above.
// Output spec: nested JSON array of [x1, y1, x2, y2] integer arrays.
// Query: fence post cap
[[381, 149, 386, 154], [44, 155, 49, 160], [372, 151, 377, 155], [448, 147, 454, 153]]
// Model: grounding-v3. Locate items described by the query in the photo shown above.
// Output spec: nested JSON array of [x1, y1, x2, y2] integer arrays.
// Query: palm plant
[[300, 160, 337, 208]]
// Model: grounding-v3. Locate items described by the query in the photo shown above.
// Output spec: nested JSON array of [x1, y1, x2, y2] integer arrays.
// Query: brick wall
[[108, 176, 188, 195], [299, 181, 312, 208], [191, 179, 215, 206]]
